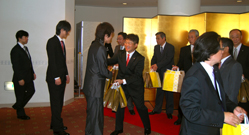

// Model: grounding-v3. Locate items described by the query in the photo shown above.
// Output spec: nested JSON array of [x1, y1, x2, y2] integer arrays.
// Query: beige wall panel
[[206, 13, 240, 38], [240, 12, 249, 46]]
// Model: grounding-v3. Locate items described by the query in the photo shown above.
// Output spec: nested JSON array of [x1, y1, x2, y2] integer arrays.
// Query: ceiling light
[[237, 0, 242, 2], [123, 3, 127, 5]]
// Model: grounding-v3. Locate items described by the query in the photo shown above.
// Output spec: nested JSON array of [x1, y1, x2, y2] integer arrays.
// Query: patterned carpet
[[0, 98, 167, 135]]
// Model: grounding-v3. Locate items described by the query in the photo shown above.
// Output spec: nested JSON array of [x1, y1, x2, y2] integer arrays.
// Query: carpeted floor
[[0, 98, 180, 135]]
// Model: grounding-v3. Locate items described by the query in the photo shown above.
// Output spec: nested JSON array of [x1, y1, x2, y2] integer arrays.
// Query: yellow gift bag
[[222, 113, 249, 135], [149, 71, 161, 88], [162, 70, 185, 92]]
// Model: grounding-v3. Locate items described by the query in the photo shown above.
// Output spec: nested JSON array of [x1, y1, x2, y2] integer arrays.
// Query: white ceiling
[[75, 0, 249, 7]]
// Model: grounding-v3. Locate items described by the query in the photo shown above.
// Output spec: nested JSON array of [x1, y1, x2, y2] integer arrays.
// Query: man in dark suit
[[108, 34, 151, 135], [219, 38, 242, 104], [229, 29, 249, 114], [149, 32, 175, 119], [113, 32, 127, 55], [10, 30, 36, 120], [113, 32, 135, 115], [180, 32, 245, 135], [172, 29, 199, 125], [83, 22, 114, 135], [46, 20, 71, 135]]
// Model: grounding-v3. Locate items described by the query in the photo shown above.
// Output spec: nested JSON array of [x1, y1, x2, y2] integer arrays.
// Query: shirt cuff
[[122, 79, 127, 85], [55, 77, 60, 80]]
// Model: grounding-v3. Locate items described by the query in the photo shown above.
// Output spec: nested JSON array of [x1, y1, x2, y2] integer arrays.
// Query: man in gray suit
[[219, 38, 242, 104], [83, 22, 114, 135]]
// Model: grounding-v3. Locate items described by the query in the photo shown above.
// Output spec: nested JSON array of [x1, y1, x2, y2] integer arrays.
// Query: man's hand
[[33, 74, 36, 80], [115, 79, 123, 85], [55, 78, 62, 85], [224, 112, 240, 127], [172, 65, 179, 71], [151, 64, 158, 71], [66, 75, 70, 84], [234, 106, 247, 122], [19, 79, 25, 86]]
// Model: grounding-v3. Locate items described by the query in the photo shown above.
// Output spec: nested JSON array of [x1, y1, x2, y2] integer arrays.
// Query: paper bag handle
[[237, 113, 249, 124]]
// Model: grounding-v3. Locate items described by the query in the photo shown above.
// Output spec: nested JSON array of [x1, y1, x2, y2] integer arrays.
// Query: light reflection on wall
[[123, 12, 249, 71]]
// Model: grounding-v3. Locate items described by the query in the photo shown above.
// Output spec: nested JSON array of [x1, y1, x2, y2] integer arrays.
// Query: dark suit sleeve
[[107, 51, 119, 65], [177, 47, 185, 69], [11, 48, 24, 81], [105, 43, 114, 57], [97, 46, 112, 79], [227, 63, 243, 104], [180, 76, 224, 128], [125, 56, 144, 85], [46, 39, 60, 78]]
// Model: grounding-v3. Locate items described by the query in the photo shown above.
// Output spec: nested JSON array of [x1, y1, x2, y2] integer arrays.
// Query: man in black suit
[[113, 32, 135, 115], [149, 32, 175, 119], [229, 29, 249, 114], [172, 29, 199, 125], [108, 34, 151, 135], [83, 22, 114, 135], [46, 20, 71, 135], [219, 38, 242, 104], [10, 30, 36, 120], [180, 32, 245, 135]]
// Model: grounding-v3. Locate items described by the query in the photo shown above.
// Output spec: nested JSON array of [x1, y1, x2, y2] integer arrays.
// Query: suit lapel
[[237, 44, 245, 62], [127, 51, 137, 68]]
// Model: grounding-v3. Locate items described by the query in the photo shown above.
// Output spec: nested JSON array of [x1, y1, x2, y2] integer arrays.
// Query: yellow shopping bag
[[149, 71, 161, 88], [162, 70, 185, 92], [222, 113, 249, 135]]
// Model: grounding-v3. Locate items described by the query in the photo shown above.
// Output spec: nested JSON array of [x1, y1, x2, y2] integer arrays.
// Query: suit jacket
[[83, 40, 113, 98], [220, 56, 243, 104], [46, 35, 68, 82], [235, 44, 249, 79], [177, 45, 192, 73], [10, 44, 34, 83], [180, 63, 237, 135], [108, 50, 145, 96], [151, 43, 175, 79], [105, 43, 114, 58]]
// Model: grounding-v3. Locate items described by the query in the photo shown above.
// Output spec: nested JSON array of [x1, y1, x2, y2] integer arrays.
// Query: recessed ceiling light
[[237, 0, 242, 2], [123, 3, 127, 5]]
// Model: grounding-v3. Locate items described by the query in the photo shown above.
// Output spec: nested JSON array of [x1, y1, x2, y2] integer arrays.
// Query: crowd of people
[[10, 20, 249, 135]]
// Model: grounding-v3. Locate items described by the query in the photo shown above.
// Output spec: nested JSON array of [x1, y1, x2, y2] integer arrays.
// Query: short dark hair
[[193, 32, 221, 62], [155, 32, 166, 40], [220, 38, 234, 55], [126, 34, 139, 44], [118, 32, 127, 39], [16, 30, 29, 42], [95, 22, 114, 41], [229, 29, 242, 36], [56, 20, 71, 35]]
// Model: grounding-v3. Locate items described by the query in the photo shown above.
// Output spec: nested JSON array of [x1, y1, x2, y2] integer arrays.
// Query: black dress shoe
[[53, 131, 70, 135], [167, 114, 172, 119], [129, 110, 135, 115], [17, 115, 30, 120], [148, 110, 160, 115], [50, 126, 68, 130], [144, 128, 151, 135], [110, 130, 123, 135], [174, 118, 181, 125]]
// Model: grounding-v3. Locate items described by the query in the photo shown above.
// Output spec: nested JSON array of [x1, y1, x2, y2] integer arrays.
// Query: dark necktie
[[126, 54, 130, 66], [160, 46, 164, 54], [60, 41, 65, 54], [213, 69, 224, 111], [24, 46, 30, 58]]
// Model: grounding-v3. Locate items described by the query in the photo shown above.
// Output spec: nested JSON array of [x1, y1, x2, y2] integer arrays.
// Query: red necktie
[[126, 54, 130, 66], [60, 41, 64, 53]]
